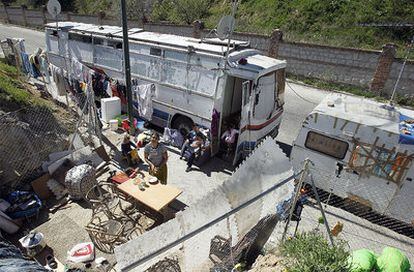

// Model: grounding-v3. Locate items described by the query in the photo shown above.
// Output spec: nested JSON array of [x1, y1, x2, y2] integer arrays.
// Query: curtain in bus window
[[130, 53, 160, 81], [254, 73, 275, 120], [187, 65, 216, 96], [160, 59, 187, 87], [94, 45, 123, 71], [48, 35, 59, 54], [68, 41, 93, 63]]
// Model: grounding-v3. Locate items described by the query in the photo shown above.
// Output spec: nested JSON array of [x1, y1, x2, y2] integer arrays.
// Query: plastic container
[[67, 242, 95, 263], [101, 97, 121, 122], [19, 232, 46, 257], [109, 119, 118, 131]]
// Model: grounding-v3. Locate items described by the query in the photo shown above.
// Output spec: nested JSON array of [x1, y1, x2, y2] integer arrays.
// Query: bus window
[[276, 68, 286, 107], [253, 73, 275, 119]]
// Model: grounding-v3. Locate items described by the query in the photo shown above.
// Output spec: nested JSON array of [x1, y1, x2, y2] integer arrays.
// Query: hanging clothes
[[71, 58, 83, 81], [20, 52, 31, 75], [132, 83, 155, 121], [50, 64, 66, 96], [111, 82, 127, 105], [39, 51, 50, 83]]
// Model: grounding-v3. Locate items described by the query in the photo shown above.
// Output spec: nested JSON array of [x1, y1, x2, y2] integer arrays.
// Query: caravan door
[[233, 80, 254, 164]]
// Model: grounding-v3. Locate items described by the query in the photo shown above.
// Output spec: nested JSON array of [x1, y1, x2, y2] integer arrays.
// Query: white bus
[[45, 22, 287, 164]]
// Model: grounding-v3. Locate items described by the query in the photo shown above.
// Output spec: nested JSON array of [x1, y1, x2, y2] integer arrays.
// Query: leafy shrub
[[280, 231, 351, 272]]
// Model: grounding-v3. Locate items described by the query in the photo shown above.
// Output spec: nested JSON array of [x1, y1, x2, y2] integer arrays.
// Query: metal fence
[[0, 105, 75, 190]]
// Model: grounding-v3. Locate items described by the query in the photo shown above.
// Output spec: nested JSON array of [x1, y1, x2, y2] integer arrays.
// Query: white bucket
[[109, 119, 118, 131]]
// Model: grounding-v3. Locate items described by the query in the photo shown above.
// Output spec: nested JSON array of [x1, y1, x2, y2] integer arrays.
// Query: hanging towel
[[71, 58, 83, 81], [50, 64, 66, 96], [132, 83, 155, 121], [20, 52, 31, 75]]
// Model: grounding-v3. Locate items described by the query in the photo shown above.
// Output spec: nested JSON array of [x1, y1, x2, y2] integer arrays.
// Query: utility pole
[[121, 0, 135, 135]]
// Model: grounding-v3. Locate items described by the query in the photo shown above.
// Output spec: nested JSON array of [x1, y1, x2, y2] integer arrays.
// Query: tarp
[[0, 239, 48, 272], [399, 114, 414, 145]]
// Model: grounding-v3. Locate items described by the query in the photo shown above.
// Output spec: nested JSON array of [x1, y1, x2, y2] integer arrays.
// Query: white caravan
[[45, 23, 286, 164], [291, 93, 414, 225]]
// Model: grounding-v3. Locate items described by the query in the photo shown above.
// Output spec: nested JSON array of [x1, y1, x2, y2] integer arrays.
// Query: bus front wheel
[[172, 115, 193, 137]]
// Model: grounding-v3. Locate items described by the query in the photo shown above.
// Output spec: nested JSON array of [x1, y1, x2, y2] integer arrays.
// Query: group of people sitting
[[120, 122, 240, 181]]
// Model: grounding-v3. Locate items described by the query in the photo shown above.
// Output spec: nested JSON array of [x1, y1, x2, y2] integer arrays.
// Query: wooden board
[[118, 173, 182, 212], [31, 174, 52, 200]]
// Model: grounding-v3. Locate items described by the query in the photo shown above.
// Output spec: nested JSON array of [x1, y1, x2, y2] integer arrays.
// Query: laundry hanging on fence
[[20, 52, 32, 75], [111, 82, 127, 105], [71, 57, 84, 81], [132, 83, 156, 121], [50, 64, 67, 96], [29, 48, 42, 78]]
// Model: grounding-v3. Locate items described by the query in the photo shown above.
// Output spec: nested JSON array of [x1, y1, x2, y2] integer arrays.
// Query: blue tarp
[[399, 114, 414, 145]]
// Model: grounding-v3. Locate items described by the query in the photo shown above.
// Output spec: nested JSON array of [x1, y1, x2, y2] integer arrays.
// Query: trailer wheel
[[172, 115, 193, 137]]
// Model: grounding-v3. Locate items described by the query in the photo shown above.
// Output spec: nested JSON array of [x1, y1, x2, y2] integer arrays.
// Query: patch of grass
[[0, 58, 48, 109], [280, 231, 351, 272]]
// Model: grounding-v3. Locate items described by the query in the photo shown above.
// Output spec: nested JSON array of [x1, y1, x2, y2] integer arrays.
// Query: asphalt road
[[0, 23, 329, 146]]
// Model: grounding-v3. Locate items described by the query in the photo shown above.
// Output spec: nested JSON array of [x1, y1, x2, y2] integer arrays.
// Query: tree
[[151, 0, 213, 24]]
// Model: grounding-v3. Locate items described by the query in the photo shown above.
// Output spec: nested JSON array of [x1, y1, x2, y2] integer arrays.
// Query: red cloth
[[110, 172, 129, 184], [111, 84, 127, 105]]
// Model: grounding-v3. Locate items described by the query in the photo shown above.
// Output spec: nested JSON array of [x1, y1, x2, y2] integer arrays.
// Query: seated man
[[185, 132, 206, 172], [180, 124, 204, 159]]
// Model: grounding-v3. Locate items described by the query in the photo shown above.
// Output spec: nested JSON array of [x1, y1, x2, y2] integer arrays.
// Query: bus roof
[[312, 94, 414, 135], [45, 22, 249, 55]]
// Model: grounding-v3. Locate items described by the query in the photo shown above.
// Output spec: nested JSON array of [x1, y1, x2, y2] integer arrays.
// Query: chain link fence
[[0, 104, 76, 191]]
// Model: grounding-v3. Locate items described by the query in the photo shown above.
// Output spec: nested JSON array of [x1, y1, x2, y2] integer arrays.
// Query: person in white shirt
[[221, 124, 239, 156], [221, 126, 238, 145]]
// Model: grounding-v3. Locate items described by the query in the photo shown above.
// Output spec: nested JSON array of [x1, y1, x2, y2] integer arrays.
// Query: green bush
[[280, 231, 351, 272]]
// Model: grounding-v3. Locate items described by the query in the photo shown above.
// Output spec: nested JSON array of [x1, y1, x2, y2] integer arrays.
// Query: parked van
[[45, 23, 286, 164], [291, 93, 414, 225]]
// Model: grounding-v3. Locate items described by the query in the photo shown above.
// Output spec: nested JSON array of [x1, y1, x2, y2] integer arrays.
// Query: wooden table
[[117, 173, 182, 213]]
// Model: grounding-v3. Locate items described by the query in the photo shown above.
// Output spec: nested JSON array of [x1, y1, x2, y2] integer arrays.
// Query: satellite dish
[[47, 0, 61, 19], [216, 15, 235, 40]]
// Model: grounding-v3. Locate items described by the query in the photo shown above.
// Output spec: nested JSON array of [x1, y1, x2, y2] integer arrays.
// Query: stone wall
[[279, 42, 380, 87], [385, 59, 414, 97], [1, 5, 413, 96]]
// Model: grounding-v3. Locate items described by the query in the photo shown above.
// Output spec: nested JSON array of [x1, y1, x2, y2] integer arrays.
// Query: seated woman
[[121, 134, 138, 166], [221, 124, 239, 156], [185, 132, 206, 172]]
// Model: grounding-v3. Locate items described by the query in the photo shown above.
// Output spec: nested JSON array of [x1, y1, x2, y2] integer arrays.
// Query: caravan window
[[349, 144, 411, 184], [69, 33, 92, 44], [150, 47, 163, 57], [108, 40, 122, 49], [305, 131, 348, 159]]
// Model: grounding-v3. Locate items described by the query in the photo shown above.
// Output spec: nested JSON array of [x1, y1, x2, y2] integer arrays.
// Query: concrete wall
[[1, 5, 413, 96], [385, 59, 414, 97], [279, 42, 380, 87]]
